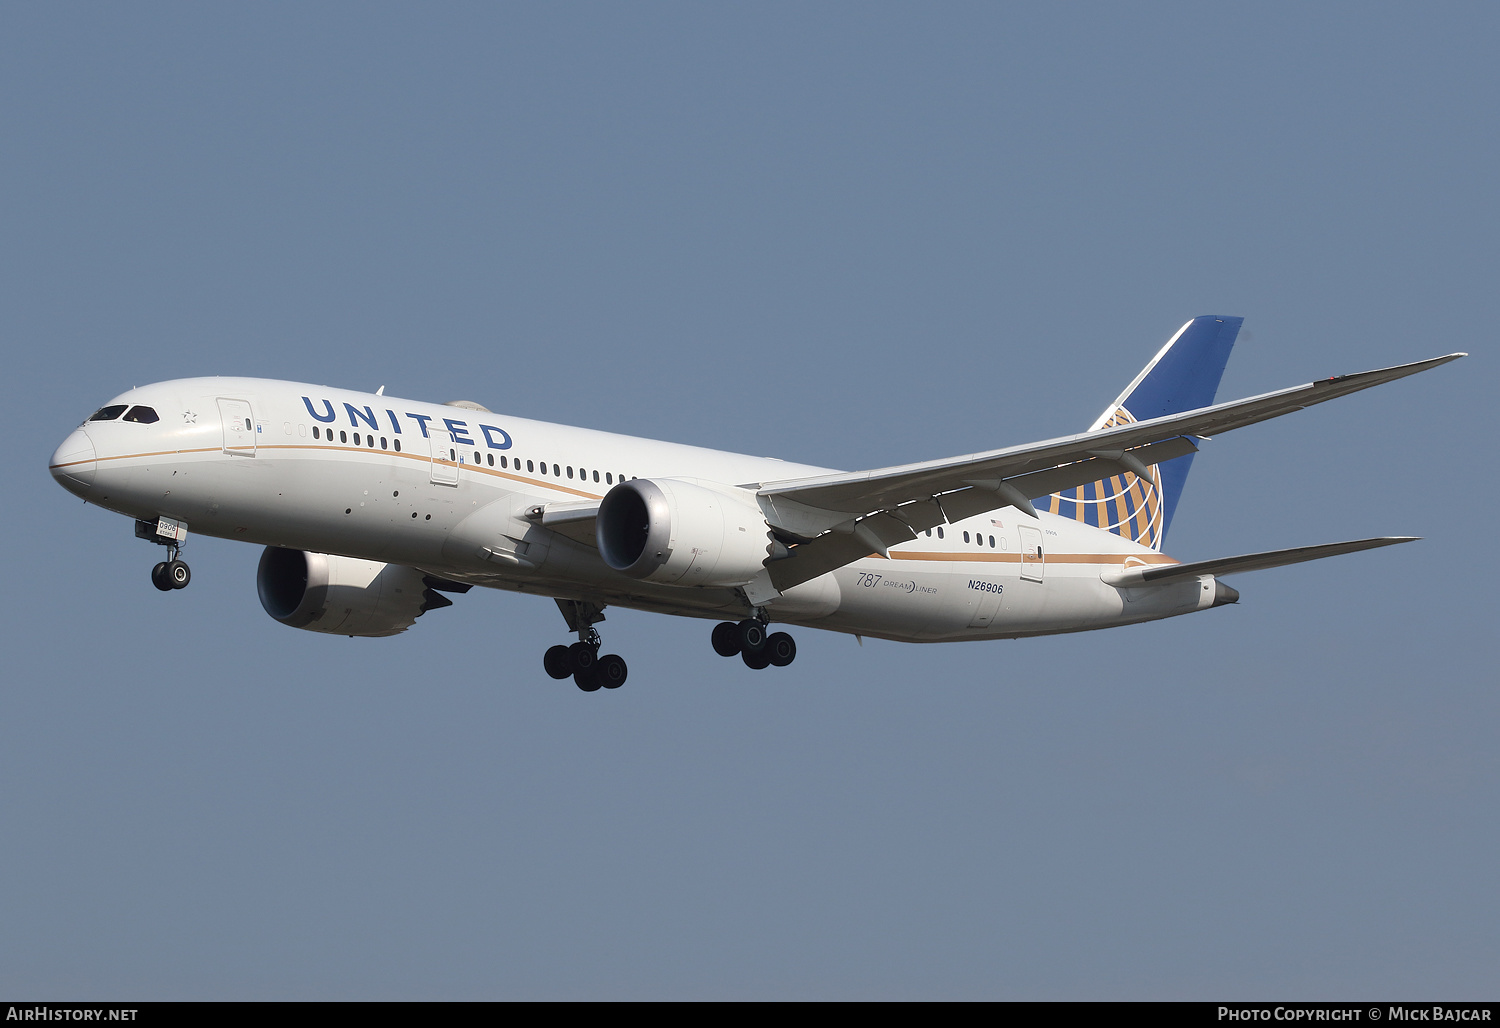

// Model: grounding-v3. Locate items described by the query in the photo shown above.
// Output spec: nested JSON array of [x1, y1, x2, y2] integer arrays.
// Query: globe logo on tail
[[1040, 407, 1165, 550]]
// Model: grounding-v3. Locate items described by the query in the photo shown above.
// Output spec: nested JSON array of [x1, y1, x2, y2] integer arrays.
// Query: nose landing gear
[[546, 599, 628, 691], [138, 518, 191, 591], [711, 617, 797, 670], [150, 559, 191, 591]]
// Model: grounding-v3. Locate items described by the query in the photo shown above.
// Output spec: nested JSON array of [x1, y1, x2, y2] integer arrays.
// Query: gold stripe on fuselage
[[56, 443, 1186, 570]]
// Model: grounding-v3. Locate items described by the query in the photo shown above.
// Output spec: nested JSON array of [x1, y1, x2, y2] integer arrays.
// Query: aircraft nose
[[50, 427, 97, 498]]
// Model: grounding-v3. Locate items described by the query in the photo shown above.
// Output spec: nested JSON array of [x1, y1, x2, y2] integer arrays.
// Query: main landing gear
[[545, 599, 628, 692], [711, 618, 796, 671], [137, 518, 191, 592]]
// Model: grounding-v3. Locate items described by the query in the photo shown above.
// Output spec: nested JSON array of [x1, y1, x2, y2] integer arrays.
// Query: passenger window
[[394, 439, 401, 452], [606, 473, 612, 485], [500, 456, 507, 468], [486, 454, 493, 466], [313, 426, 321, 439], [539, 462, 547, 475], [474, 451, 481, 464], [937, 527, 944, 539], [553, 464, 560, 477], [963, 532, 970, 543], [988, 535, 995, 547], [368, 435, 374, 447], [527, 460, 534, 473], [925, 529, 932, 537], [567, 466, 574, 479], [340, 431, 348, 443], [88, 405, 128, 422], [381, 437, 388, 449]]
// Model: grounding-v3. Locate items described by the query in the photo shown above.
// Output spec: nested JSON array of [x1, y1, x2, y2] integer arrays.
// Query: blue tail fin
[[1041, 316, 1241, 550]]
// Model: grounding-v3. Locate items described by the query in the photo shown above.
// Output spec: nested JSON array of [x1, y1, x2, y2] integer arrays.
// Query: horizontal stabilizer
[[1105, 536, 1418, 586]]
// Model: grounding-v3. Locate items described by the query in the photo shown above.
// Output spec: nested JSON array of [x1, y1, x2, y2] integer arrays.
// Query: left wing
[[755, 352, 1461, 590]]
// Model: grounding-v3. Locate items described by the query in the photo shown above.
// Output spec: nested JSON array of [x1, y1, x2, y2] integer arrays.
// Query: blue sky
[[2, 2, 1495, 999]]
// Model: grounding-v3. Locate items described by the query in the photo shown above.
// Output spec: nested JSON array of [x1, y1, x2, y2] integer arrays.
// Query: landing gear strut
[[138, 518, 190, 592], [546, 599, 628, 691], [711, 617, 797, 670]]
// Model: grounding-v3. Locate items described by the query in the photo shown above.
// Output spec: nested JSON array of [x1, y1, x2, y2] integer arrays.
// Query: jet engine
[[256, 547, 450, 637], [596, 478, 774, 587]]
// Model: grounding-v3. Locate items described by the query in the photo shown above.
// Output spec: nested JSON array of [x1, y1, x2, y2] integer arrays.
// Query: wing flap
[[531, 499, 600, 547]]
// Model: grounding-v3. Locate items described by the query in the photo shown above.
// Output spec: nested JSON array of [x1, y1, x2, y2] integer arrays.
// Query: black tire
[[574, 668, 602, 692], [167, 560, 191, 589], [543, 644, 573, 680], [568, 641, 597, 672], [741, 647, 771, 670], [736, 619, 767, 653], [711, 621, 741, 657], [596, 654, 628, 689], [766, 632, 797, 667], [151, 562, 173, 592]]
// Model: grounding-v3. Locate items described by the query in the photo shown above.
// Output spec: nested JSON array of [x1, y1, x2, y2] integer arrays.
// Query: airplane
[[48, 316, 1462, 691]]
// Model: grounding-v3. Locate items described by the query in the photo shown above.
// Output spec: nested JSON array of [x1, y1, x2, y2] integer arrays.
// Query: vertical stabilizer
[[1040, 316, 1241, 550]]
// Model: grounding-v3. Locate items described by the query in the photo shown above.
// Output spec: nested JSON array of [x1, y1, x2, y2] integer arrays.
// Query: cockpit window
[[88, 405, 128, 422], [122, 406, 160, 424]]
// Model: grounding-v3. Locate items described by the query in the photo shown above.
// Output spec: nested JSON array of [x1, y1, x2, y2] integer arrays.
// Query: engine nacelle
[[597, 478, 774, 587], [256, 547, 446, 637]]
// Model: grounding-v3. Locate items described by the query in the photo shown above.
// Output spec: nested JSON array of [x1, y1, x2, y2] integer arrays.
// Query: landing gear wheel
[[766, 632, 796, 667], [151, 562, 172, 592], [574, 668, 602, 692], [596, 654, 628, 689], [736, 618, 767, 654], [568, 641, 597, 673], [711, 621, 741, 657], [544, 644, 573, 680], [167, 560, 191, 589], [741, 647, 771, 670]]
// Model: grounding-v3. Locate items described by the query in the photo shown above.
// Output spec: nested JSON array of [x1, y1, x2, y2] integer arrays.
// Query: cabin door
[[1019, 525, 1045, 582], [429, 429, 459, 486], [218, 398, 256, 456]]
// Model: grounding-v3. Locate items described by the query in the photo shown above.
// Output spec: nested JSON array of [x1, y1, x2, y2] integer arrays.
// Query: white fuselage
[[51, 377, 1220, 642]]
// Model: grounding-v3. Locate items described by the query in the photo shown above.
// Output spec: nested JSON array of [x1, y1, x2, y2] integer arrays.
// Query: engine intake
[[597, 478, 773, 587], [257, 547, 449, 637]]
